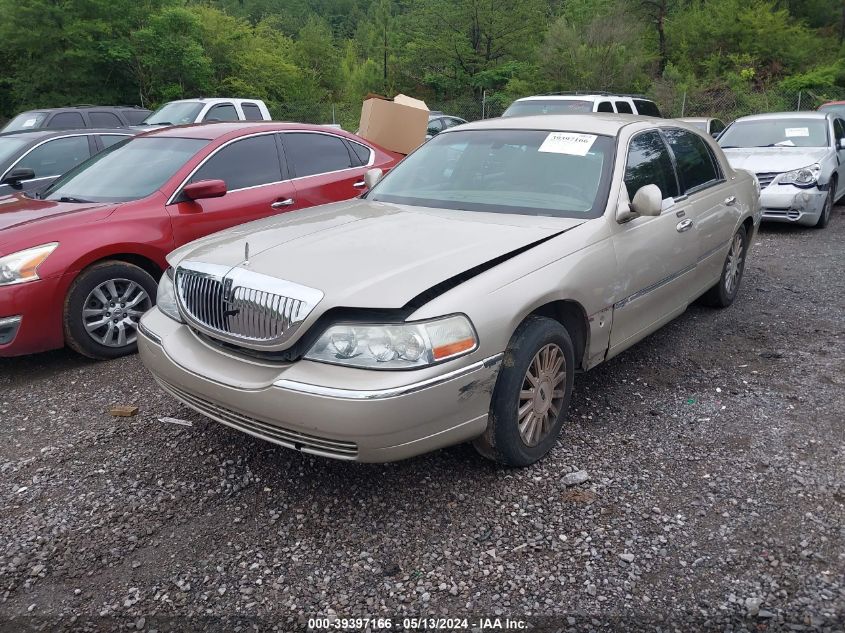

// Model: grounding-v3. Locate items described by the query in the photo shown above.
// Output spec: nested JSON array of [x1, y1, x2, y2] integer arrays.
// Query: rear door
[[609, 130, 699, 355], [279, 131, 369, 205], [166, 133, 298, 246], [660, 127, 736, 295]]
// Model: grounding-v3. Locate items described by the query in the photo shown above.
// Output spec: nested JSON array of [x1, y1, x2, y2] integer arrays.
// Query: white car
[[718, 111, 845, 228], [139, 98, 271, 127], [503, 93, 663, 118]]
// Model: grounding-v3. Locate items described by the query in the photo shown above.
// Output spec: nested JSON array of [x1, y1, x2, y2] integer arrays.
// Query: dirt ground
[[1, 210, 843, 632]]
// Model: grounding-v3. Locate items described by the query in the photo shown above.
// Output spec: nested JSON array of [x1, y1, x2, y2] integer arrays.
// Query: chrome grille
[[156, 378, 358, 459], [174, 262, 323, 346], [756, 172, 780, 189]]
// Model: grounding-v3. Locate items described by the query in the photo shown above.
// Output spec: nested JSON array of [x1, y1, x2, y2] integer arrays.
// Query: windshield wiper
[[55, 196, 93, 203]]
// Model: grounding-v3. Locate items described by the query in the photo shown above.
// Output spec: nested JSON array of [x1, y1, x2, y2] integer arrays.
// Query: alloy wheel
[[82, 278, 152, 348], [518, 343, 567, 447], [724, 233, 744, 296]]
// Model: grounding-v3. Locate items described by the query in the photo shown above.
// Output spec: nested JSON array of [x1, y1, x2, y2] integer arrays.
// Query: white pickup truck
[[139, 98, 272, 127]]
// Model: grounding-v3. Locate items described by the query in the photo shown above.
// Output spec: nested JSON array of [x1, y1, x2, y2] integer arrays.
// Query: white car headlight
[[304, 314, 478, 369], [780, 163, 821, 188], [156, 268, 183, 323], [0, 242, 59, 286]]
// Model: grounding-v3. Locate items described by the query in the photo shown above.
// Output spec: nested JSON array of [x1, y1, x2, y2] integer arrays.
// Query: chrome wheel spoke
[[82, 278, 151, 348], [517, 343, 568, 447], [85, 317, 110, 333]]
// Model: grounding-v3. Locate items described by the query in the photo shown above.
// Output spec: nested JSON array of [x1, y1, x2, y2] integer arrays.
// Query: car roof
[[821, 101, 845, 106], [162, 98, 264, 105], [136, 121, 354, 141], [735, 111, 831, 122], [514, 94, 649, 102], [0, 128, 136, 141], [677, 117, 714, 122], [452, 113, 670, 136]]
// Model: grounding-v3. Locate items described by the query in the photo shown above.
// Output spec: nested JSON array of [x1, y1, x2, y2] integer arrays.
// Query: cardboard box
[[358, 93, 429, 155]]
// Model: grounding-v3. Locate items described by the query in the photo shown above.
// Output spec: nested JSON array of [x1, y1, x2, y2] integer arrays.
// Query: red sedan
[[0, 122, 400, 359]]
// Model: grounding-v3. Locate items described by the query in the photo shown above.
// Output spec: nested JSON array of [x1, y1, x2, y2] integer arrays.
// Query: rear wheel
[[474, 316, 575, 467], [701, 224, 748, 308], [64, 261, 157, 360]]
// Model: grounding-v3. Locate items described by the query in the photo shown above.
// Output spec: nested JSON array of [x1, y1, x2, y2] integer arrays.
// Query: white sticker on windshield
[[785, 127, 809, 137], [538, 132, 597, 156], [22, 118, 36, 128]]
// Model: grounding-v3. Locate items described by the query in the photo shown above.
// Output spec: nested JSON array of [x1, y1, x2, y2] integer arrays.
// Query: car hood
[[0, 194, 115, 233], [170, 198, 586, 310], [721, 147, 830, 173]]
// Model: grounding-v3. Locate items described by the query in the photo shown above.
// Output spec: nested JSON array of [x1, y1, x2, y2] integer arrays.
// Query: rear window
[[634, 99, 662, 117], [502, 100, 593, 117]]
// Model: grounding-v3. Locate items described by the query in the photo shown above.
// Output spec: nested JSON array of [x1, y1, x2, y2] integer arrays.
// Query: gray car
[[718, 111, 845, 228], [138, 115, 760, 466], [0, 128, 135, 197]]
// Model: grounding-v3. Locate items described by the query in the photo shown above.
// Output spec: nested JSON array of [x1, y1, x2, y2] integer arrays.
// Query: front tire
[[701, 224, 748, 308], [814, 186, 833, 229], [64, 261, 157, 360], [474, 316, 575, 467]]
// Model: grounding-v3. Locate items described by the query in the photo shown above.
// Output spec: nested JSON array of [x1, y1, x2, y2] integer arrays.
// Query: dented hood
[[169, 198, 585, 309], [721, 147, 830, 173]]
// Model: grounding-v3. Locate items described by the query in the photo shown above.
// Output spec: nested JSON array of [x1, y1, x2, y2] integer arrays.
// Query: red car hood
[[0, 194, 115, 232]]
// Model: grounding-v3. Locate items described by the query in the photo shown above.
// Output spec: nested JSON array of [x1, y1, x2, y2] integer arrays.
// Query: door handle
[[724, 195, 737, 206], [676, 218, 694, 233], [271, 198, 295, 209], [352, 180, 366, 188]]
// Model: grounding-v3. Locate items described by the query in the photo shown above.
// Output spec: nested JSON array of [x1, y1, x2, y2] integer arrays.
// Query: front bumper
[[0, 276, 66, 357], [760, 185, 826, 226], [137, 308, 501, 463]]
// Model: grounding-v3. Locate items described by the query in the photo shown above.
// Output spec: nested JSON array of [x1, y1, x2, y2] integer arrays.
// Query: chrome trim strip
[[138, 319, 162, 346], [614, 264, 696, 310], [273, 353, 504, 400]]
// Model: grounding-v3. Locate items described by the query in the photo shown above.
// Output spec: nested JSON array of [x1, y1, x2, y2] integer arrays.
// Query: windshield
[[819, 104, 845, 117], [502, 100, 593, 117], [0, 137, 28, 165], [143, 102, 204, 125], [1, 112, 48, 133], [719, 118, 829, 148], [368, 129, 614, 218], [42, 137, 208, 203]]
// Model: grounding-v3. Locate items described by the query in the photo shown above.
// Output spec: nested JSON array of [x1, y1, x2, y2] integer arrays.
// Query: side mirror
[[2, 167, 36, 187], [182, 179, 227, 201], [711, 131, 720, 139], [364, 168, 383, 190], [630, 184, 663, 217], [837, 138, 845, 150]]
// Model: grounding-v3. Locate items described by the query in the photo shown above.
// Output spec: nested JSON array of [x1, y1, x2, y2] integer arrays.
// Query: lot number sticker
[[785, 127, 809, 137], [539, 132, 597, 156]]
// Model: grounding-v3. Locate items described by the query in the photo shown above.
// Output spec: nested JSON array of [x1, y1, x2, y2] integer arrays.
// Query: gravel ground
[[1, 210, 843, 633]]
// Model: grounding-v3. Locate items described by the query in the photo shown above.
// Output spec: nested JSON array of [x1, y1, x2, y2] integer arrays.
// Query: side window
[[427, 118, 444, 135], [121, 109, 150, 125], [99, 134, 129, 149], [46, 112, 85, 129], [615, 101, 633, 114], [633, 99, 662, 117], [348, 140, 373, 166], [241, 103, 263, 121], [89, 111, 122, 127], [596, 101, 614, 113], [661, 128, 720, 192], [16, 136, 91, 177], [624, 131, 679, 201], [283, 133, 354, 177], [204, 104, 238, 122], [189, 134, 282, 191], [833, 119, 845, 142]]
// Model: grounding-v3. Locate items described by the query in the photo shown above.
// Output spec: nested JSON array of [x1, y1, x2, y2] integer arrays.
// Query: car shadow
[[0, 347, 96, 386]]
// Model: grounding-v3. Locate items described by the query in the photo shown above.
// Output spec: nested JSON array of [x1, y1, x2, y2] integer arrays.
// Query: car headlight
[[0, 242, 59, 286], [304, 314, 478, 369], [780, 163, 821, 188], [156, 267, 183, 323]]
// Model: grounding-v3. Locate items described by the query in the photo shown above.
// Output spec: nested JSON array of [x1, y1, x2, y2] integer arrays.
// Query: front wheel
[[474, 316, 575, 467], [814, 186, 832, 229], [700, 225, 748, 308], [64, 261, 157, 360]]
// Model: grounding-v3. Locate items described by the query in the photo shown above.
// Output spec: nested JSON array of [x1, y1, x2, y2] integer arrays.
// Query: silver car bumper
[[760, 185, 826, 226]]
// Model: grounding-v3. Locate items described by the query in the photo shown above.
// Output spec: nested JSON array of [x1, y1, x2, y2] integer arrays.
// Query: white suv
[[502, 93, 662, 118], [140, 98, 272, 127]]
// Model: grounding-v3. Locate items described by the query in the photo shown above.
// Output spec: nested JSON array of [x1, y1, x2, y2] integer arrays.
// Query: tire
[[814, 185, 833, 229], [473, 315, 575, 467], [64, 261, 157, 360], [700, 224, 748, 308]]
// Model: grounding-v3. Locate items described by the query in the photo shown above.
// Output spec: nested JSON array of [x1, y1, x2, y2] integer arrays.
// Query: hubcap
[[82, 279, 151, 348], [724, 233, 744, 296], [518, 344, 567, 447]]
